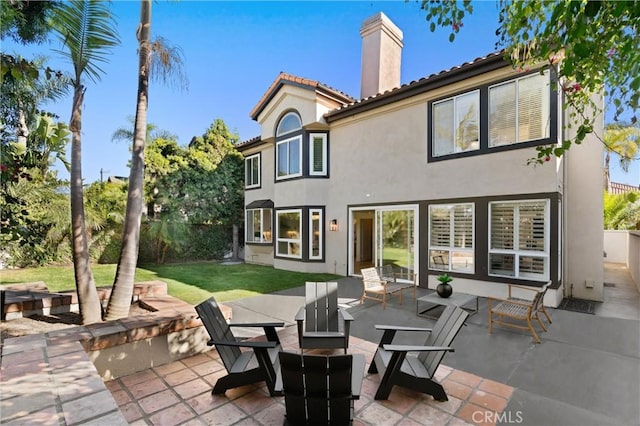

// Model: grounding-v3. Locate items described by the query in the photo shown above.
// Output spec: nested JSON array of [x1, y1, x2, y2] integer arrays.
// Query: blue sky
[[6, 0, 639, 185]]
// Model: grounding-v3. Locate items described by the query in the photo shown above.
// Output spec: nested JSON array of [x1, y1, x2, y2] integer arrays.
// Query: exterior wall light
[[330, 219, 338, 231]]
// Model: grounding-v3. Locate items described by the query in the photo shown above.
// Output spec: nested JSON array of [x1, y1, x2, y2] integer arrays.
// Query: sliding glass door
[[350, 205, 417, 280]]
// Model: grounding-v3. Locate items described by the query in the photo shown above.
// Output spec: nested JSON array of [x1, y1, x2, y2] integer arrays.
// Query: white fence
[[604, 230, 640, 289]]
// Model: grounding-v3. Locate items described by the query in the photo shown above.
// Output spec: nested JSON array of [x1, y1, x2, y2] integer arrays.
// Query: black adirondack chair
[[195, 296, 284, 396], [295, 282, 353, 353], [368, 304, 469, 401], [278, 351, 365, 426]]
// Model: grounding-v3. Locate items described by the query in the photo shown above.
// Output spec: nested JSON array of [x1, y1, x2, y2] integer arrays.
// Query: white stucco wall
[[242, 57, 604, 306], [563, 96, 605, 301], [629, 232, 640, 289], [604, 231, 629, 263]]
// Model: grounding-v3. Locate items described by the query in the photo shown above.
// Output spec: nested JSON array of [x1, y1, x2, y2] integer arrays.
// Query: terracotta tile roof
[[249, 72, 355, 121], [239, 50, 508, 145], [609, 181, 640, 195], [325, 51, 507, 121], [235, 135, 262, 149]]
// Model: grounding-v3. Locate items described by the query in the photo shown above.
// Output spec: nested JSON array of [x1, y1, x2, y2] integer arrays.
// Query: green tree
[[144, 136, 187, 216], [53, 0, 120, 324], [418, 0, 640, 161], [145, 119, 243, 262], [603, 123, 640, 190], [604, 191, 640, 230], [1, 0, 58, 44], [178, 119, 243, 227]]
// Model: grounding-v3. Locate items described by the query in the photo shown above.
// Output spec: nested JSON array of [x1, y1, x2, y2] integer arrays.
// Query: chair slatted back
[[419, 305, 469, 378], [305, 282, 339, 333], [280, 352, 354, 425], [361, 267, 383, 290], [195, 297, 240, 373], [531, 282, 549, 313]]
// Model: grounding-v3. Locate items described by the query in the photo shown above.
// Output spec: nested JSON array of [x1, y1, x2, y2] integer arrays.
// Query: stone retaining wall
[[0, 282, 224, 424]]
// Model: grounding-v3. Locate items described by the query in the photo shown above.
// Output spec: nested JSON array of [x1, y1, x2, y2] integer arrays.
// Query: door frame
[[348, 204, 419, 277]]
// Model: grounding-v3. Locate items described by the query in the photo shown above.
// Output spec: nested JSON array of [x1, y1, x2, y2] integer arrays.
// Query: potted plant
[[436, 274, 453, 298]]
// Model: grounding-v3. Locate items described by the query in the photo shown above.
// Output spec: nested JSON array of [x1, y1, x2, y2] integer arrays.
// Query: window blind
[[453, 205, 473, 248], [489, 83, 516, 146], [491, 203, 515, 249], [312, 136, 324, 173], [430, 207, 450, 247], [518, 202, 546, 251]]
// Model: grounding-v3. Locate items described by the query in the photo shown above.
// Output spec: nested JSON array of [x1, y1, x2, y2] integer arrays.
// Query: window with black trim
[[489, 200, 549, 280], [432, 91, 480, 157], [428, 203, 474, 273], [276, 112, 303, 180], [489, 70, 550, 147], [428, 69, 555, 161], [245, 153, 260, 189], [309, 208, 323, 260], [246, 208, 272, 243], [309, 133, 327, 176], [276, 209, 302, 258]]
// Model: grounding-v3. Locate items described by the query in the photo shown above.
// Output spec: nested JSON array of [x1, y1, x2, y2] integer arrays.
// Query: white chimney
[[360, 12, 403, 99]]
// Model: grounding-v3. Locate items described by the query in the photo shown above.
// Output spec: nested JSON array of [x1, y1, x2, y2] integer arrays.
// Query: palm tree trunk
[[70, 86, 102, 324], [106, 0, 151, 320]]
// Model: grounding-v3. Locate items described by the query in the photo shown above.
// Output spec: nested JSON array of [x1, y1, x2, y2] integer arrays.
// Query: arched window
[[276, 111, 302, 136], [276, 111, 303, 179]]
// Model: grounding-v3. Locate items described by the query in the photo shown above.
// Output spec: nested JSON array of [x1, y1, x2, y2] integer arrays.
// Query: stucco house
[[237, 12, 604, 306]]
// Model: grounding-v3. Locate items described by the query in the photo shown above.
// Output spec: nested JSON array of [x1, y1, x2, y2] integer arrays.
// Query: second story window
[[309, 133, 327, 176], [245, 153, 260, 189], [489, 70, 550, 147], [276, 111, 303, 180], [277, 136, 302, 178], [432, 90, 480, 157]]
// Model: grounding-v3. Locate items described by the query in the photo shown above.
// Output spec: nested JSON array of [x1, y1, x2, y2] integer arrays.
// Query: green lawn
[[0, 262, 341, 305]]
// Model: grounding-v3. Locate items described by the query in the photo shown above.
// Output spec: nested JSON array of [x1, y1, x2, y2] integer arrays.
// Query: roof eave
[[325, 53, 508, 123]]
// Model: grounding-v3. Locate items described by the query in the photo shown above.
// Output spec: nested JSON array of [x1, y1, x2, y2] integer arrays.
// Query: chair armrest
[[207, 339, 279, 349], [351, 354, 366, 399], [295, 307, 305, 322], [383, 344, 454, 353], [229, 322, 285, 328], [339, 307, 354, 321], [229, 322, 283, 343], [375, 324, 433, 332]]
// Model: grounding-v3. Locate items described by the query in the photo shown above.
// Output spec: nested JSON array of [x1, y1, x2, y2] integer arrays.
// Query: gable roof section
[[249, 72, 355, 121], [239, 51, 509, 148]]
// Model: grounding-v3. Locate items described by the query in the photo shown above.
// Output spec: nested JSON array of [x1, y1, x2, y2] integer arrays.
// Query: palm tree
[[111, 116, 176, 146], [105, 0, 186, 320], [53, 0, 119, 324], [603, 123, 640, 191]]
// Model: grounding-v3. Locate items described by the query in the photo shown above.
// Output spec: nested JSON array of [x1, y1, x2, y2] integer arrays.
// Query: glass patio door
[[374, 208, 416, 280]]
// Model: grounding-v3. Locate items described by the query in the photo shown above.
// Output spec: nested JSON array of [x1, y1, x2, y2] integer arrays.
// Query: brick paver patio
[[106, 326, 513, 425]]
